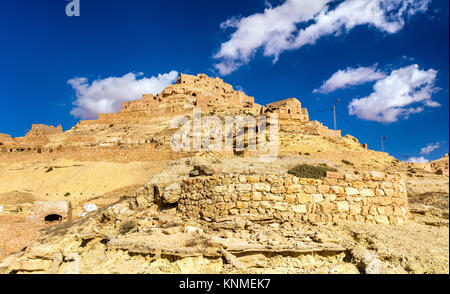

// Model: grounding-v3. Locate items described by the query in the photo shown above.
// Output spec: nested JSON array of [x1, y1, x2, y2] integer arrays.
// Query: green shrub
[[45, 167, 54, 173], [64, 192, 70, 197], [119, 221, 136, 235], [288, 164, 337, 179]]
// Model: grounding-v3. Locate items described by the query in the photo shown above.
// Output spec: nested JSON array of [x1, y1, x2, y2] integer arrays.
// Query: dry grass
[[409, 192, 449, 211]]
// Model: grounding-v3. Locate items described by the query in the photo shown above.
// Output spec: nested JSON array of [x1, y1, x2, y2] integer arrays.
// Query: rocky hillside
[[0, 73, 448, 274]]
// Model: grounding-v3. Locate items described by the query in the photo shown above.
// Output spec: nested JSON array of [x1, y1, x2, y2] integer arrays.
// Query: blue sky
[[0, 0, 448, 162]]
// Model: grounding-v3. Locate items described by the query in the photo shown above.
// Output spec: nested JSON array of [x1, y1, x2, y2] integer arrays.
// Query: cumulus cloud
[[314, 65, 386, 94], [420, 142, 440, 155], [69, 71, 178, 119], [405, 156, 429, 163], [214, 0, 431, 75], [348, 64, 440, 123]]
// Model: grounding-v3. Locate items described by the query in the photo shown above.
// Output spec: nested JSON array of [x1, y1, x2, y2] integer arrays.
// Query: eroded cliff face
[[430, 154, 449, 176]]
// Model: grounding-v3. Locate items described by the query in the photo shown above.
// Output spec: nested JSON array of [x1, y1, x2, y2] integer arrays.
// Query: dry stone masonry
[[178, 171, 408, 225], [26, 201, 72, 224], [0, 73, 343, 155]]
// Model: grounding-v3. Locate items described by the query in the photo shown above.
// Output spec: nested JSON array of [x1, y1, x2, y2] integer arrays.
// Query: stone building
[[25, 124, 63, 137], [0, 73, 345, 155], [26, 201, 72, 224], [266, 98, 308, 120]]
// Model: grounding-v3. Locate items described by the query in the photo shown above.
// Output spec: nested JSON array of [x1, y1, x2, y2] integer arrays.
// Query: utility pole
[[333, 105, 337, 130], [333, 98, 340, 130], [381, 136, 386, 152]]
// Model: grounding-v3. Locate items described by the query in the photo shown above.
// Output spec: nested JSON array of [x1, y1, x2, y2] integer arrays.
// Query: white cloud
[[214, 0, 431, 75], [69, 71, 178, 119], [405, 156, 429, 163], [348, 64, 440, 123], [420, 142, 440, 155], [314, 65, 386, 94]]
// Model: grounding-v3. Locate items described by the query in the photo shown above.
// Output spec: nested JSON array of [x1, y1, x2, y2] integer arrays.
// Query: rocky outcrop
[[429, 154, 449, 176]]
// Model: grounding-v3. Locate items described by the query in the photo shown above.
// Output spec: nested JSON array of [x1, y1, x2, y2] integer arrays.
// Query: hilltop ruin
[[0, 73, 342, 156], [0, 73, 448, 274]]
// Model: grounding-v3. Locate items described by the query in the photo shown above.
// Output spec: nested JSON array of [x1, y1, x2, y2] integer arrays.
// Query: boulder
[[80, 203, 98, 216], [162, 183, 182, 204], [350, 246, 383, 274], [329, 263, 360, 274], [189, 165, 214, 177]]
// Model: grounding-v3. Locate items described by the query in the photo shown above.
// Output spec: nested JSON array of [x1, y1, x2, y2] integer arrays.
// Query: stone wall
[[25, 124, 63, 137], [26, 201, 72, 224], [178, 171, 408, 225]]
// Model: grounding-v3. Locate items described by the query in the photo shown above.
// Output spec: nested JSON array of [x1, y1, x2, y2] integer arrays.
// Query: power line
[[310, 107, 408, 160], [335, 110, 379, 139], [383, 141, 409, 160], [308, 108, 333, 114], [335, 111, 407, 159]]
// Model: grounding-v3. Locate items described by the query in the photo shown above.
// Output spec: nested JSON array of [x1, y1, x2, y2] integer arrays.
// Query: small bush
[[45, 167, 54, 173], [288, 164, 337, 179], [342, 159, 353, 166], [64, 192, 70, 197], [119, 221, 136, 235]]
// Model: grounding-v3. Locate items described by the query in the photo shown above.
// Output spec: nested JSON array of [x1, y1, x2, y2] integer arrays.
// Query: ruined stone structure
[[25, 124, 63, 137], [266, 98, 308, 120], [26, 201, 72, 224], [108, 73, 260, 121], [0, 73, 342, 155], [411, 153, 449, 176], [0, 124, 63, 154], [430, 153, 449, 176], [178, 171, 408, 225]]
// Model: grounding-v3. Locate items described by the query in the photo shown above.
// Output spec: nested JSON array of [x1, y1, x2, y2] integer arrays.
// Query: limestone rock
[[329, 263, 360, 274], [350, 246, 383, 274], [162, 183, 182, 204], [189, 165, 214, 177], [80, 203, 98, 216]]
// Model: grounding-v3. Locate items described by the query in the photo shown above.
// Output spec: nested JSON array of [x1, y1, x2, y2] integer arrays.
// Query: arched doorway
[[44, 214, 62, 223]]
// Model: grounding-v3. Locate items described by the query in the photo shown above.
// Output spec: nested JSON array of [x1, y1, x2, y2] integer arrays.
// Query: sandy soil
[[0, 159, 166, 208], [0, 216, 45, 260]]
